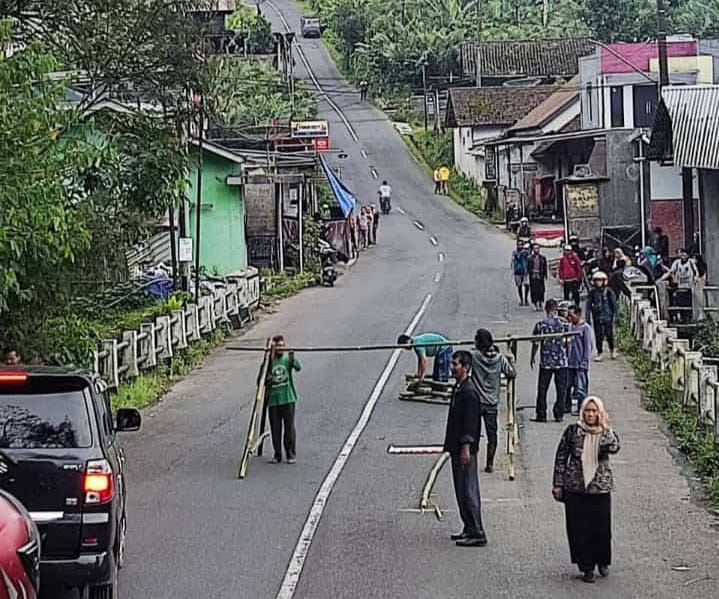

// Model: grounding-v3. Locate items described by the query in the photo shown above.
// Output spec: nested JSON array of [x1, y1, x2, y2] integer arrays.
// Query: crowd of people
[[513, 222, 709, 329], [355, 204, 380, 250]]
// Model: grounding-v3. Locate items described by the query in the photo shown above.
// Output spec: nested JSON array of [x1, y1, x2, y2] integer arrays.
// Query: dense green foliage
[[617, 319, 719, 503], [227, 6, 275, 54], [307, 0, 719, 94], [203, 57, 315, 128]]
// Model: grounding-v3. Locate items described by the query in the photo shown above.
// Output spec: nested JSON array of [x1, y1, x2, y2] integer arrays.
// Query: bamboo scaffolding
[[227, 332, 577, 354], [238, 338, 272, 479]]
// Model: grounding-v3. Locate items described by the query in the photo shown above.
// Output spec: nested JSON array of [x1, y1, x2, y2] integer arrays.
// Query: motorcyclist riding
[[379, 181, 392, 214], [517, 216, 531, 240]]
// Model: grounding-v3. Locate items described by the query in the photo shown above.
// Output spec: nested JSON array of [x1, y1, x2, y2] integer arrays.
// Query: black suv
[[0, 367, 141, 599]]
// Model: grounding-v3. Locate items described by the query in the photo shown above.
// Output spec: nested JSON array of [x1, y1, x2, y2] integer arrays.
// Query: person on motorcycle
[[517, 217, 531, 240], [378, 181, 392, 214]]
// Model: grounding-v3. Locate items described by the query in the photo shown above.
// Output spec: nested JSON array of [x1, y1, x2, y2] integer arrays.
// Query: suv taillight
[[84, 459, 114, 504]]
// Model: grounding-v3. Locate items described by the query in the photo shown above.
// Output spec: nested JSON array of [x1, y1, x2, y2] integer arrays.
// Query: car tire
[[87, 574, 118, 599]]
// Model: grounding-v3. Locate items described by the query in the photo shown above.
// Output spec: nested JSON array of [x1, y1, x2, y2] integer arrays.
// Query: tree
[[227, 6, 274, 54], [202, 57, 314, 128], [1, 0, 211, 117], [0, 39, 100, 317]]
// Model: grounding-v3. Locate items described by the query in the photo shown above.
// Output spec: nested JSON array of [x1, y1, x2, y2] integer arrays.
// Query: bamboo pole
[[419, 452, 450, 510], [387, 444, 445, 455], [238, 338, 272, 479], [506, 339, 519, 482], [227, 331, 577, 354]]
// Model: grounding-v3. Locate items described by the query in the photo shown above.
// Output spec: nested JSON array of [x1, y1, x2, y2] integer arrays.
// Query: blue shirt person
[[398, 332, 453, 382]]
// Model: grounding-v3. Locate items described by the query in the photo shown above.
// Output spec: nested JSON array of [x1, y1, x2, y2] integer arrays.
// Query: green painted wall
[[187, 150, 248, 276]]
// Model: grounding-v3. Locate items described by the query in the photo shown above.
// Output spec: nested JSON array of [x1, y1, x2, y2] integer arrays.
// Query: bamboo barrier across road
[[227, 331, 577, 354]]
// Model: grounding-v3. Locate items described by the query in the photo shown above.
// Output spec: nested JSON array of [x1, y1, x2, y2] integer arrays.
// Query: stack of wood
[[399, 374, 454, 404]]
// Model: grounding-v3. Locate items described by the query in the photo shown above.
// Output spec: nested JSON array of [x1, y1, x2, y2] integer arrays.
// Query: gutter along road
[[80, 2, 719, 598]]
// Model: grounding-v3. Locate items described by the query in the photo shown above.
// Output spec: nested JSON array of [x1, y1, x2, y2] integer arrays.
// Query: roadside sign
[[179, 237, 193, 262], [291, 120, 330, 151]]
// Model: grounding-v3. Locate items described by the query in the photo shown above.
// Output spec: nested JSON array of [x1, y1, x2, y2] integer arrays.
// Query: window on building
[[610, 86, 625, 128], [633, 85, 659, 128]]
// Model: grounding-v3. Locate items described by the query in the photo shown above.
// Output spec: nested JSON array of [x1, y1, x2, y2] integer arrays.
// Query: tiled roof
[[445, 86, 555, 128], [509, 76, 580, 133], [461, 38, 595, 79]]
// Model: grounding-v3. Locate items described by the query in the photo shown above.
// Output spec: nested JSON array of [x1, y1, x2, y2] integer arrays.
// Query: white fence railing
[[94, 269, 260, 389], [625, 288, 719, 444]]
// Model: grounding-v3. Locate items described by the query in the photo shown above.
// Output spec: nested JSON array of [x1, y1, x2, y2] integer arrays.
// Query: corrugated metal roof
[[662, 85, 719, 170]]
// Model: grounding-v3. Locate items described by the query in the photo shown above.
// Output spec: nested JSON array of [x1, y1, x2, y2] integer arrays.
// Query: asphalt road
[[44, 2, 719, 597]]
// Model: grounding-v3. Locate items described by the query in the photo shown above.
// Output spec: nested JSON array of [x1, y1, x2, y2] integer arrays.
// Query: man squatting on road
[[266, 335, 301, 464], [444, 350, 487, 547], [398, 332, 453, 382], [471, 329, 516, 473]]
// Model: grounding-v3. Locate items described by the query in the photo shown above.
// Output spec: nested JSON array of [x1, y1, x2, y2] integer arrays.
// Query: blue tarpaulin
[[319, 155, 357, 217]]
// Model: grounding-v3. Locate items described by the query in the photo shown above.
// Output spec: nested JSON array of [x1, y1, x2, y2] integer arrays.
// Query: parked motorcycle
[[317, 239, 338, 287]]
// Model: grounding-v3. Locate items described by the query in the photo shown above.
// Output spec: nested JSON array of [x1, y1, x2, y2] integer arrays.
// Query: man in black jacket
[[444, 350, 487, 547]]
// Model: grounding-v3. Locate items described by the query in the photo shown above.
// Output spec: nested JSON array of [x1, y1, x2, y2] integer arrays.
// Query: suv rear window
[[0, 387, 92, 449]]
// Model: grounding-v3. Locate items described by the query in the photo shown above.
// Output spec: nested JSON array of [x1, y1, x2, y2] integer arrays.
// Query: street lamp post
[[193, 92, 204, 303]]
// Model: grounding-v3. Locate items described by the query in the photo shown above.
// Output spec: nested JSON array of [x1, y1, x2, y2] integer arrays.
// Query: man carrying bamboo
[[267, 335, 301, 464], [444, 350, 487, 547], [471, 329, 515, 473]]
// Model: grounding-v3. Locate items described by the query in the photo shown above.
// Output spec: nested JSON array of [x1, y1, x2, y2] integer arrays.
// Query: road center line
[[266, 0, 359, 143], [434, 273, 442, 283], [396, 207, 406, 215], [275, 293, 432, 599], [429, 236, 438, 246], [370, 168, 378, 179], [438, 252, 445, 262], [413, 221, 425, 230], [361, 149, 367, 158]]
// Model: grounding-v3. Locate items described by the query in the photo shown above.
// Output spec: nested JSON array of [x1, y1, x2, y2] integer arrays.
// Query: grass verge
[[617, 318, 719, 503], [111, 328, 228, 411], [261, 270, 317, 299]]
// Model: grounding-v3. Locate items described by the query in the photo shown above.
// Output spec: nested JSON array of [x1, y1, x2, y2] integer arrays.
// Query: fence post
[[670, 340, 689, 395], [171, 310, 188, 351], [701, 365, 718, 423], [185, 304, 201, 343], [155, 315, 173, 361], [121, 331, 139, 379], [139, 323, 157, 370], [101, 339, 119, 389], [683, 352, 702, 408]]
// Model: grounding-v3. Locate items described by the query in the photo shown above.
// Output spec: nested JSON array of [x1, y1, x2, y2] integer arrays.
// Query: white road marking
[[267, 0, 359, 143], [396, 207, 406, 215], [438, 252, 445, 263], [434, 273, 442, 283], [370, 168, 378, 179], [361, 149, 368, 158], [275, 294, 432, 599], [429, 236, 438, 246], [413, 221, 424, 230]]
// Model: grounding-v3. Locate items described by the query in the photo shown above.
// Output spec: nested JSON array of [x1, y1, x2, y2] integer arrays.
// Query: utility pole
[[422, 61, 428, 131], [475, 0, 482, 87], [193, 92, 204, 302], [656, 0, 670, 88]]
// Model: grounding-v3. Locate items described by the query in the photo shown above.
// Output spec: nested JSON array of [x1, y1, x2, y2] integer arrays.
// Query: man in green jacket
[[267, 335, 301, 464]]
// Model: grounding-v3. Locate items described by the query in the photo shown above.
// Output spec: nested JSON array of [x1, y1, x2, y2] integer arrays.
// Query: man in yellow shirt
[[439, 165, 450, 194], [433, 168, 441, 194]]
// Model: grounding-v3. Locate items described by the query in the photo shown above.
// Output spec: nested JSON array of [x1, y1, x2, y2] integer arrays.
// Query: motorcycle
[[317, 239, 338, 287], [379, 194, 391, 215]]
